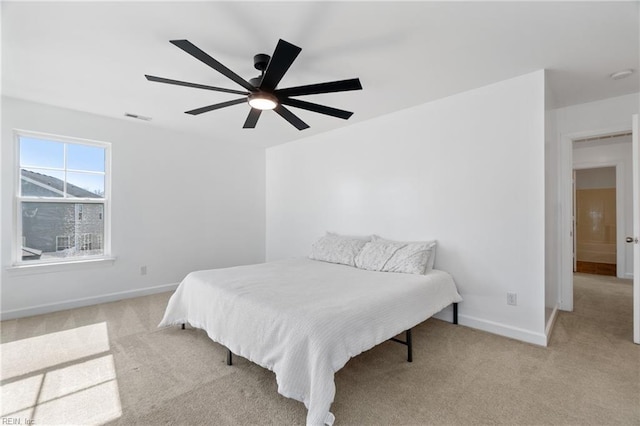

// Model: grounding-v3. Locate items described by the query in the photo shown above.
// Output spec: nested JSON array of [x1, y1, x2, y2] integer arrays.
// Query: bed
[[159, 256, 462, 425]]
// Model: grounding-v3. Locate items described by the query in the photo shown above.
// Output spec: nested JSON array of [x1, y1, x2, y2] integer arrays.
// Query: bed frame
[[180, 302, 458, 366]]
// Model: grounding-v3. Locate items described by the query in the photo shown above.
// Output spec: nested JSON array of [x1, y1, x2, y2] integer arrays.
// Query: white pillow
[[372, 235, 437, 274], [309, 233, 368, 266], [354, 240, 406, 271]]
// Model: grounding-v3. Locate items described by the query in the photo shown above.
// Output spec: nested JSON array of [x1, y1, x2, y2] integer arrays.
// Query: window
[[15, 131, 111, 264]]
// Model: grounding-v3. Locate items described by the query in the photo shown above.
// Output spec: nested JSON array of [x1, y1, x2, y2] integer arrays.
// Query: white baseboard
[[433, 305, 547, 346], [457, 314, 548, 347], [623, 272, 634, 279], [1, 282, 179, 321], [545, 304, 560, 345]]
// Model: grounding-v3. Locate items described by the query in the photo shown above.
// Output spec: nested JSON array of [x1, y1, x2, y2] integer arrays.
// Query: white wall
[[555, 94, 639, 136], [545, 73, 560, 334], [1, 97, 266, 319], [267, 71, 547, 345], [575, 167, 616, 190], [551, 93, 639, 310]]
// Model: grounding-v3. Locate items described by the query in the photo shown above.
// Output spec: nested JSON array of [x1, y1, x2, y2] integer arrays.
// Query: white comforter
[[158, 258, 462, 425]]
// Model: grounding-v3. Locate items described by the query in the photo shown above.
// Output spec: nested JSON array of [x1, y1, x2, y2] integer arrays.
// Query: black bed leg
[[226, 348, 233, 366], [453, 303, 458, 325], [406, 329, 413, 363], [181, 323, 185, 330]]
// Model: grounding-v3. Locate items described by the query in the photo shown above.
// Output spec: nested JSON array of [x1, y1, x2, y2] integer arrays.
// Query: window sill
[[7, 257, 116, 275]]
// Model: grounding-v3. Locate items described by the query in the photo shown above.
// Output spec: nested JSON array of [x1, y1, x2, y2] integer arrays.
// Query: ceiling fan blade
[[185, 98, 247, 115], [170, 39, 255, 92], [276, 78, 362, 97], [274, 105, 309, 130], [243, 108, 262, 128], [280, 98, 354, 120], [145, 75, 249, 95], [260, 39, 302, 91]]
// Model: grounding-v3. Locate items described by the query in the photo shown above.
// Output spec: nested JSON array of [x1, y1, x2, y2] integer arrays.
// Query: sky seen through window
[[20, 136, 106, 196]]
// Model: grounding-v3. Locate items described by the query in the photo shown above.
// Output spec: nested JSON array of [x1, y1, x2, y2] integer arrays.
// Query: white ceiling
[[2, 1, 638, 148]]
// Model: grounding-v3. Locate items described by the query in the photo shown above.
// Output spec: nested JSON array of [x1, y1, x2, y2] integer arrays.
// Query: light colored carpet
[[1, 273, 638, 425]]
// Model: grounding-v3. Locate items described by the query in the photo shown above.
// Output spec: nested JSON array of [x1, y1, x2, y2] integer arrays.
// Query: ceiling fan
[[145, 39, 362, 130]]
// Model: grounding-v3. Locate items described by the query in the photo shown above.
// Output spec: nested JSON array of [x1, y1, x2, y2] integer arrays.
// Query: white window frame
[[12, 129, 112, 267]]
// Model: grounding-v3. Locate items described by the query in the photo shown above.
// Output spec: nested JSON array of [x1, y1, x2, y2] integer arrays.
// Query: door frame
[[560, 124, 632, 312], [632, 114, 639, 344], [572, 162, 625, 277]]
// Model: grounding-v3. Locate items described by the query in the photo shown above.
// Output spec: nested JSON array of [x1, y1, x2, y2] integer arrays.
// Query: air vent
[[124, 112, 152, 121], [573, 131, 632, 143]]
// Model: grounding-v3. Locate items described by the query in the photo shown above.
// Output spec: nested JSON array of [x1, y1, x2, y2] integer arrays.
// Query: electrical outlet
[[507, 292, 517, 306], [140, 265, 147, 275]]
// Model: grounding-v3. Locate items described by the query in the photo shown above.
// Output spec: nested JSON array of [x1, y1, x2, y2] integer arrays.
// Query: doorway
[[574, 166, 617, 276], [571, 132, 632, 283], [560, 129, 634, 311], [560, 127, 637, 343]]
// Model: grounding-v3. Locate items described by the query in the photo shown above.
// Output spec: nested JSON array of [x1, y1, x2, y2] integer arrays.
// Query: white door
[[632, 114, 639, 344]]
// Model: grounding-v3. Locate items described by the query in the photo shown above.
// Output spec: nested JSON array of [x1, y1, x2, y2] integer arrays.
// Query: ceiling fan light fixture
[[248, 92, 278, 110]]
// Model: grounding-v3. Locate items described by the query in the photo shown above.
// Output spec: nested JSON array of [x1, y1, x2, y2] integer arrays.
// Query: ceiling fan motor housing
[[249, 76, 263, 87], [254, 54, 271, 72]]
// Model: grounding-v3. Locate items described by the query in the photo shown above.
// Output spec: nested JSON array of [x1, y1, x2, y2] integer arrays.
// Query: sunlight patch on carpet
[[0, 323, 122, 424]]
